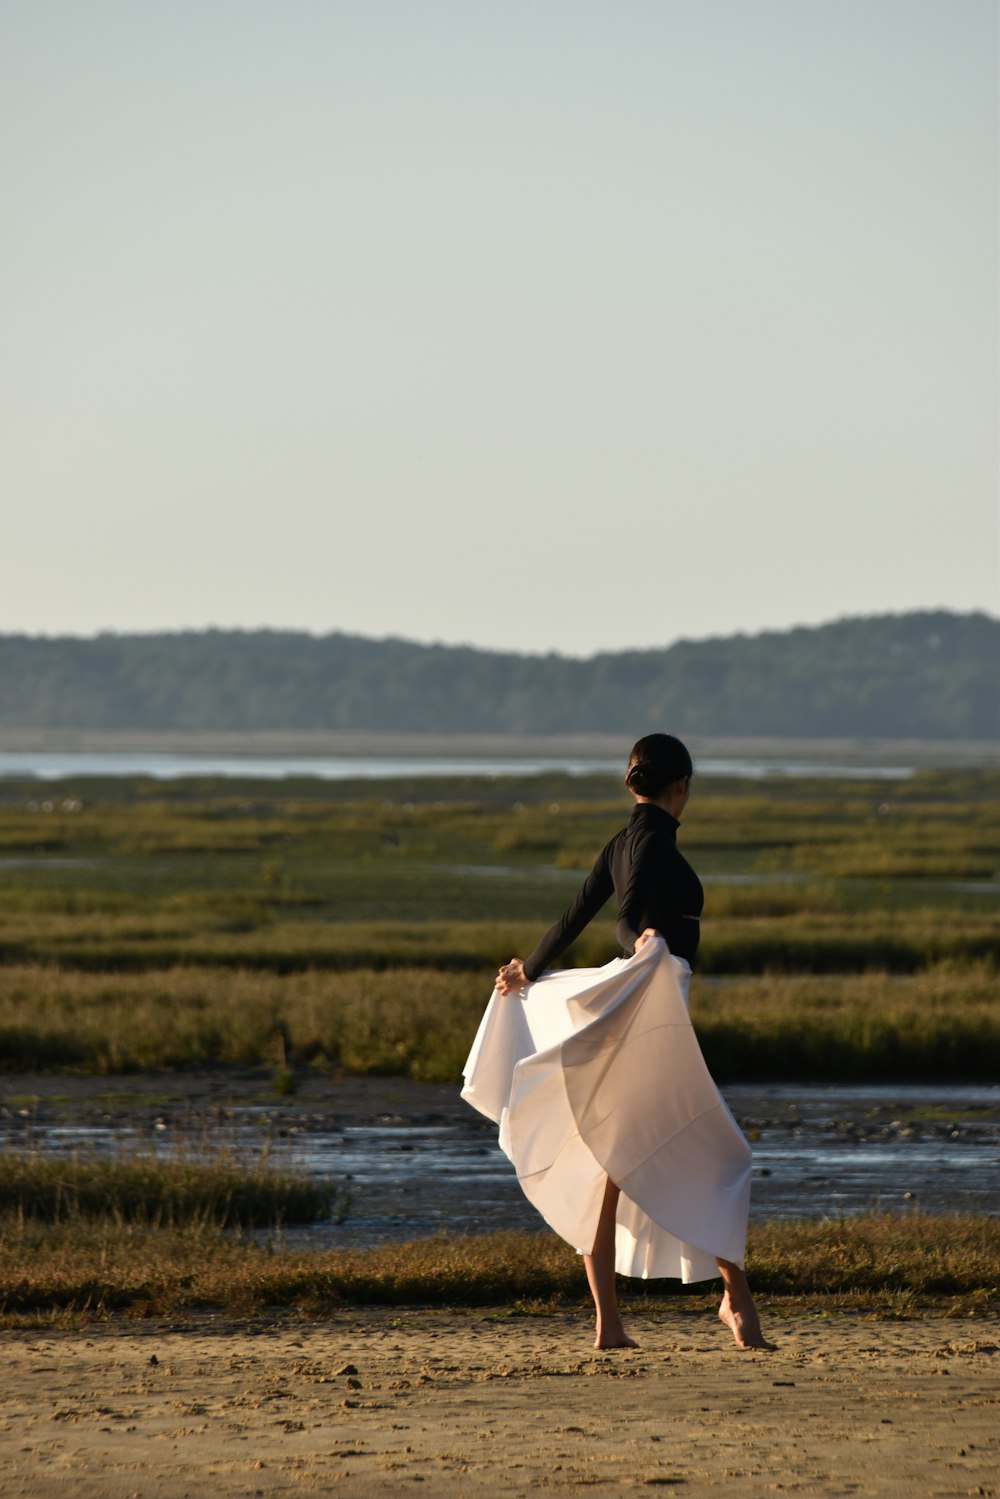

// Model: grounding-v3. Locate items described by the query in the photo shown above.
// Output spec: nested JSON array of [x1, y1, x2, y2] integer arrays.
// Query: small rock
[[334, 1363, 358, 1377]]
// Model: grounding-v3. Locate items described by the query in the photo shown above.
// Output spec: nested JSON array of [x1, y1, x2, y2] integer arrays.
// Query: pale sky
[[3, 1, 997, 654]]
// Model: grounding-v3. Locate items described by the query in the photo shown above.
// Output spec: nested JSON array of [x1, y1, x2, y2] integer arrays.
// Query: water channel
[[2, 1076, 996, 1249]]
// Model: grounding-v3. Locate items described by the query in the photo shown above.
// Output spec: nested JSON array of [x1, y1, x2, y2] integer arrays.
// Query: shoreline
[[1, 727, 997, 766]]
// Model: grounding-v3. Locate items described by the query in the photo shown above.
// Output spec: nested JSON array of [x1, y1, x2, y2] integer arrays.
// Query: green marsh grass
[[1, 773, 996, 916], [693, 965, 1000, 1081], [0, 1147, 339, 1229], [0, 1215, 993, 1325], [0, 770, 996, 1078], [0, 906, 998, 975], [0, 962, 994, 1080]]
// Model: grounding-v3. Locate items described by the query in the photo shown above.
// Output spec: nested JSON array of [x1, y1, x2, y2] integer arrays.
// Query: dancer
[[465, 733, 774, 1352]]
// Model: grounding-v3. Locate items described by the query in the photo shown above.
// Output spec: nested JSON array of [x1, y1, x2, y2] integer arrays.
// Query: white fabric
[[461, 937, 751, 1283]]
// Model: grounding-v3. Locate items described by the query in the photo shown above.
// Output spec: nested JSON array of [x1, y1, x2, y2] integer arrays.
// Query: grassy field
[[0, 767, 996, 1081], [0, 961, 995, 1081], [0, 1214, 993, 1325]]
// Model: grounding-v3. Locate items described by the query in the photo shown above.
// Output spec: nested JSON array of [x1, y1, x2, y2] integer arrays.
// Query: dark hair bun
[[625, 734, 693, 799], [625, 760, 660, 798]]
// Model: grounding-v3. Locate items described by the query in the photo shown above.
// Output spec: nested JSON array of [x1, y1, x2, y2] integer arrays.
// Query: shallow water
[[0, 749, 915, 781], [2, 1077, 995, 1249]]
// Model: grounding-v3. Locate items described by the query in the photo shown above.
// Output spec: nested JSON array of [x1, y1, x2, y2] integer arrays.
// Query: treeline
[[0, 610, 996, 739]]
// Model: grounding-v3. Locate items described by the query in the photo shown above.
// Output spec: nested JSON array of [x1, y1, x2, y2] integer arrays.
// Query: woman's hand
[[634, 928, 661, 953], [496, 958, 527, 995]]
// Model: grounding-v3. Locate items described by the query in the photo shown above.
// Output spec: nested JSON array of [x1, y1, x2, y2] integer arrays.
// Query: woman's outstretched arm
[[496, 845, 615, 993]]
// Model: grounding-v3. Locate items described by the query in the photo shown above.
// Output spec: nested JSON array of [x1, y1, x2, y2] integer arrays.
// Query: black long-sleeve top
[[522, 802, 704, 981]]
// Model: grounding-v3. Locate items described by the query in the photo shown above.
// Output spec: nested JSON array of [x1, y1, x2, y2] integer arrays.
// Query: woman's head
[[625, 734, 694, 802]]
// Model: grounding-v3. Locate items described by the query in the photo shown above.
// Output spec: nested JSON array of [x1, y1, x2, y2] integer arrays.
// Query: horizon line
[[0, 606, 996, 661]]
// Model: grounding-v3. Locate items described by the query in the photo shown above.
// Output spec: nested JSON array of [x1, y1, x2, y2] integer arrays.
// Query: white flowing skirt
[[461, 937, 751, 1283]]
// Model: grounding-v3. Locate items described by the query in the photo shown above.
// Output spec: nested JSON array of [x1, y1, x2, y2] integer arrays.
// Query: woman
[[479, 733, 773, 1352]]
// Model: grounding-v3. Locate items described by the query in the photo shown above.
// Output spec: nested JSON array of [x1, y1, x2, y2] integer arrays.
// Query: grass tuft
[[0, 1148, 338, 1229]]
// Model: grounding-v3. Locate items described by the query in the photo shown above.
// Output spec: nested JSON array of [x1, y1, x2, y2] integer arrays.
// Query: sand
[[0, 1308, 996, 1497]]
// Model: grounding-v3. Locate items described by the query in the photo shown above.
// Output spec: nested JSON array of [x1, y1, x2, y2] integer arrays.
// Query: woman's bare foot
[[718, 1290, 777, 1351], [594, 1323, 638, 1350]]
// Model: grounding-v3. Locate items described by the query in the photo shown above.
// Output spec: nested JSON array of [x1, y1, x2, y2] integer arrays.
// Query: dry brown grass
[[0, 1215, 993, 1326]]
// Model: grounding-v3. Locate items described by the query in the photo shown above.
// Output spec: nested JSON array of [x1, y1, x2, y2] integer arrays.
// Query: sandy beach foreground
[[0, 1308, 995, 1497]]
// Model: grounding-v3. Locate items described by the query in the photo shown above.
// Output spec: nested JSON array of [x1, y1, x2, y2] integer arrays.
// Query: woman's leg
[[716, 1258, 776, 1350], [583, 1178, 637, 1349]]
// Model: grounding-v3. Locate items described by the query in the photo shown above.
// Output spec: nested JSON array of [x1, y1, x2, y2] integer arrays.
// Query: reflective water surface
[[0, 750, 915, 781], [3, 1077, 995, 1249]]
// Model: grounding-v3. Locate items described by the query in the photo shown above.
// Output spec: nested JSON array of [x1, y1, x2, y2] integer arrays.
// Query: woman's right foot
[[718, 1292, 776, 1351], [594, 1323, 638, 1350]]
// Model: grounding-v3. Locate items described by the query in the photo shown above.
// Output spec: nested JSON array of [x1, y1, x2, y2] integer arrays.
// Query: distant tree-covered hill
[[0, 612, 996, 739]]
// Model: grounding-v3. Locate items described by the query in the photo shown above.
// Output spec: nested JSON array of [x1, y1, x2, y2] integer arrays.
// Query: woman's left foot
[[594, 1326, 638, 1350], [718, 1292, 776, 1351]]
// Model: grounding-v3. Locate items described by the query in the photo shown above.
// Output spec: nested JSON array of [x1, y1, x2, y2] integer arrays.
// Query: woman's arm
[[522, 849, 615, 980], [496, 846, 614, 993]]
